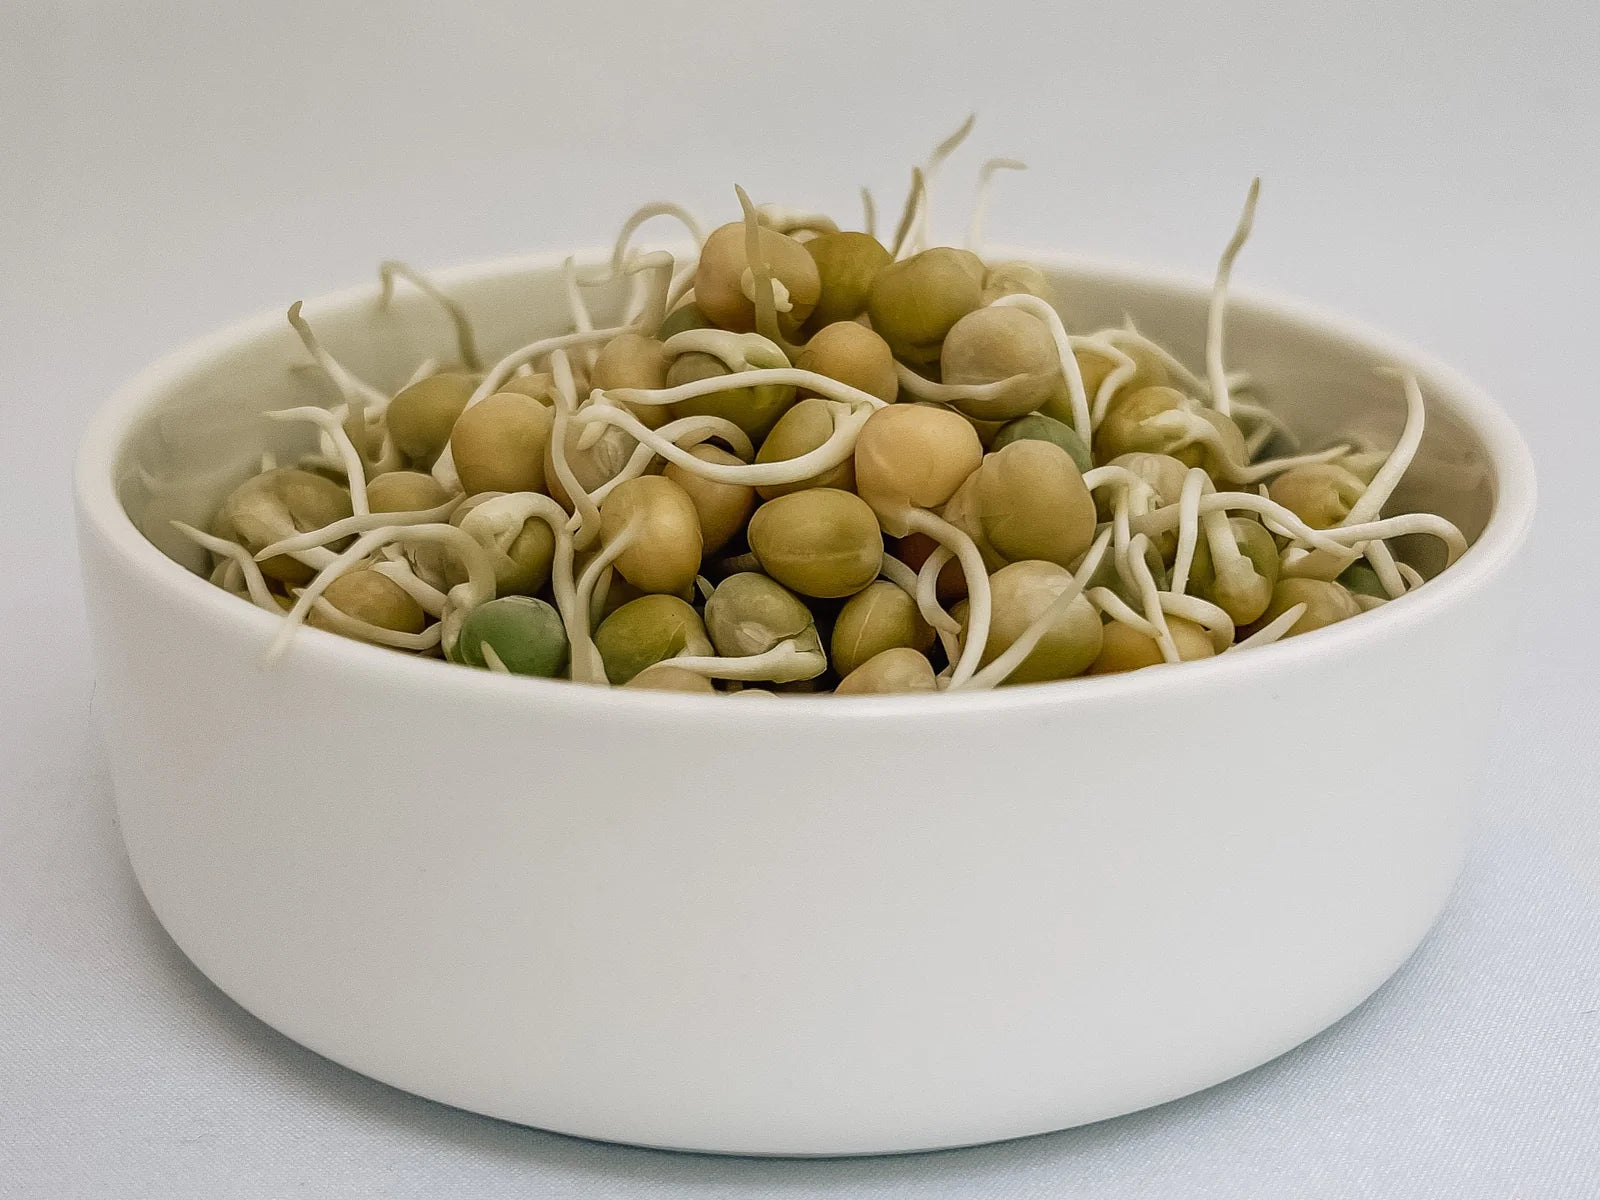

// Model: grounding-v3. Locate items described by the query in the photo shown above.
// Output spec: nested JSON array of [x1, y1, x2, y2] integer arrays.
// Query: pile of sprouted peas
[[179, 118, 1467, 695]]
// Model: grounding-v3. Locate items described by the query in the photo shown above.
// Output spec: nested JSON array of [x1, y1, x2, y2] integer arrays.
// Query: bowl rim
[[74, 247, 1538, 719]]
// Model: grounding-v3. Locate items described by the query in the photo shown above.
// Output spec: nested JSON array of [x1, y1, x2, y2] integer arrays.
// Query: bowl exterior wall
[[79, 513, 1516, 1154]]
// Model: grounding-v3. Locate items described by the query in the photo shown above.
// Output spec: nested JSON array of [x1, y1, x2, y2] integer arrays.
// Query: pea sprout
[[378, 260, 482, 371], [267, 523, 496, 661], [254, 495, 458, 559], [1206, 178, 1259, 418], [372, 554, 449, 616], [1087, 587, 1158, 638], [910, 112, 976, 255], [183, 136, 1471, 694], [171, 522, 279, 612], [303, 594, 443, 652], [285, 301, 388, 412], [263, 406, 371, 515], [877, 554, 924, 603], [1102, 323, 1210, 399], [966, 157, 1027, 253], [1229, 603, 1308, 649], [577, 201, 705, 287], [1170, 467, 1208, 596], [955, 529, 1112, 691], [992, 294, 1092, 442], [889, 168, 925, 260], [755, 204, 840, 238]]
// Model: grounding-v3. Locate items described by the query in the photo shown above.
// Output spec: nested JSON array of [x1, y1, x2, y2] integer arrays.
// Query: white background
[[3, 2, 1598, 1195]]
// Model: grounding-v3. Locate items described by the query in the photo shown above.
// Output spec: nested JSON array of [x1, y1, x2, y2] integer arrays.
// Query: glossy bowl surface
[[75, 250, 1535, 1155]]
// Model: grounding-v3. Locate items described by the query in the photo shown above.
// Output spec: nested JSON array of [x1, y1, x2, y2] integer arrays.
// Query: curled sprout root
[[304, 595, 443, 652], [263, 406, 371, 515], [267, 524, 496, 662], [894, 361, 1040, 406], [877, 554, 924, 604], [254, 498, 460, 559], [1347, 372, 1426, 525], [372, 556, 448, 616], [607, 364, 886, 413], [285, 302, 389, 412], [378, 260, 482, 371], [578, 201, 705, 287], [956, 529, 1113, 691], [171, 523, 279, 612], [1104, 323, 1210, 399], [1072, 338, 1138, 427], [913, 545, 962, 638], [1088, 587, 1158, 638], [904, 509, 990, 686]]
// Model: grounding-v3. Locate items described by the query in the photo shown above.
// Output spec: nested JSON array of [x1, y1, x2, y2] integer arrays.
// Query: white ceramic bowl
[[75, 251, 1535, 1156]]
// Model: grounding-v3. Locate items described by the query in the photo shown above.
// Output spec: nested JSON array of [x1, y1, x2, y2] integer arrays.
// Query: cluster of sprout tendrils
[[174, 115, 1468, 696]]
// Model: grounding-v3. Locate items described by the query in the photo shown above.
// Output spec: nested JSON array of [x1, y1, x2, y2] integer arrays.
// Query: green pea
[[1088, 616, 1215, 673], [1248, 577, 1362, 638], [589, 332, 672, 431], [494, 371, 557, 403], [1337, 561, 1387, 599], [803, 231, 893, 329], [218, 467, 353, 586], [979, 260, 1055, 305], [1096, 453, 1189, 520], [694, 221, 820, 336], [747, 488, 883, 598], [1092, 386, 1197, 465], [866, 247, 984, 367], [852, 403, 982, 534], [387, 371, 477, 465], [310, 568, 426, 636], [941, 306, 1062, 421], [794, 321, 898, 404], [544, 419, 637, 512], [1268, 463, 1367, 530], [444, 495, 556, 596], [990, 413, 1091, 474], [944, 440, 1095, 570], [754, 397, 856, 499], [598, 475, 703, 595], [966, 560, 1104, 685], [449, 391, 553, 495], [666, 351, 796, 442], [593, 594, 713, 684], [662, 444, 757, 556], [830, 580, 934, 677], [1188, 517, 1279, 625], [365, 470, 451, 514], [704, 572, 824, 658], [834, 646, 938, 695], [450, 596, 569, 677], [658, 302, 711, 340]]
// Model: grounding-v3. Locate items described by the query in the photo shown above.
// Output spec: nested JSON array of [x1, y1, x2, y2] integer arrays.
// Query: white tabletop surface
[[3, 3, 1598, 1196]]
